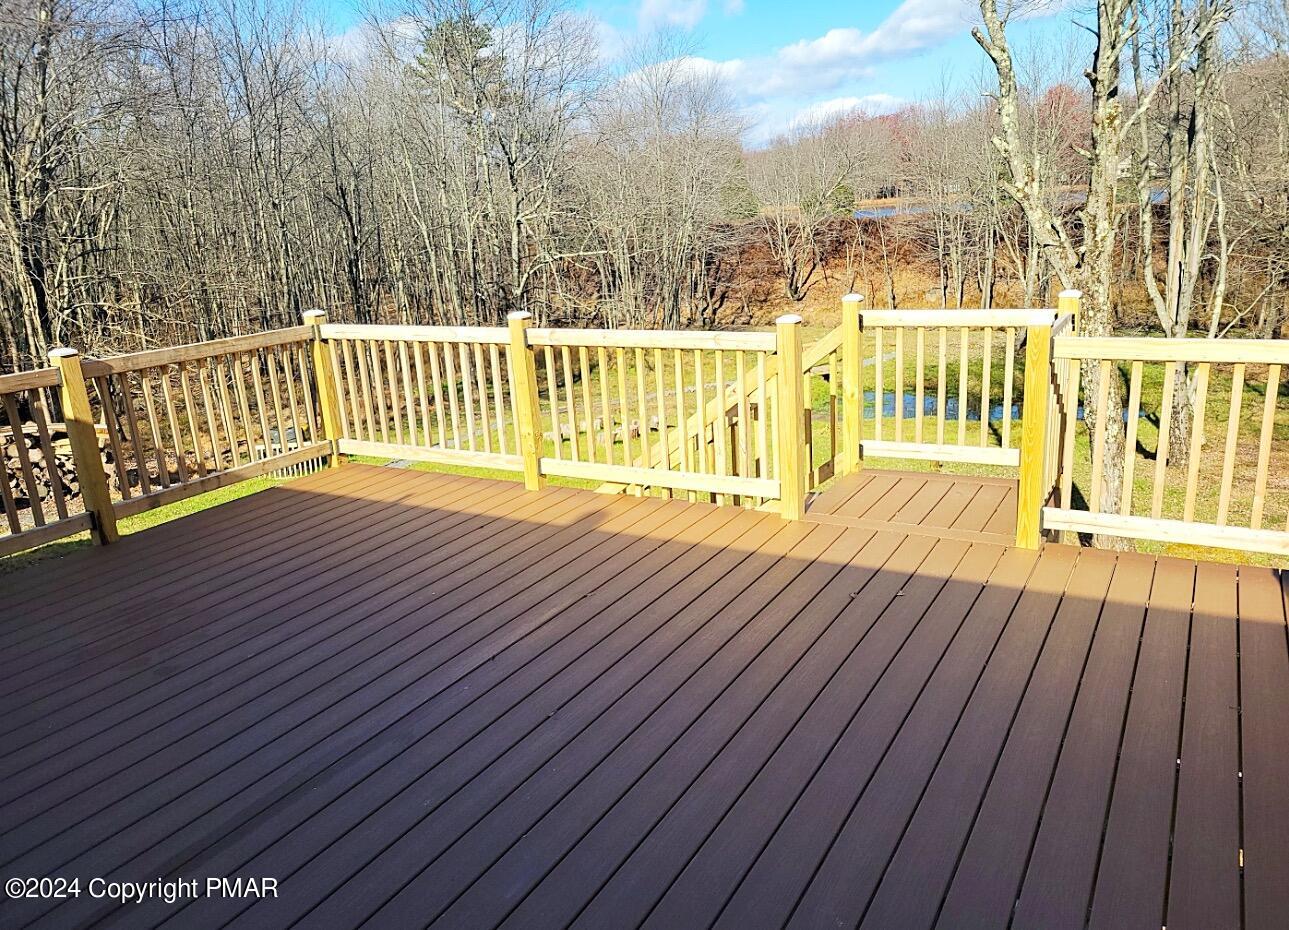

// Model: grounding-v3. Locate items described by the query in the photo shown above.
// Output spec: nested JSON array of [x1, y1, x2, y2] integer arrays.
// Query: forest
[[1, 0, 1287, 371]]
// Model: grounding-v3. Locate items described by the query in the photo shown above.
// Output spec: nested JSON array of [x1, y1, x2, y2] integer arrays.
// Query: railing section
[[1042, 335, 1288, 556]]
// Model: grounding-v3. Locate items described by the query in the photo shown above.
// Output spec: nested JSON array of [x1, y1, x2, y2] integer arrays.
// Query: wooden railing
[[3, 295, 1285, 563], [1040, 333, 1288, 556], [855, 306, 1060, 468]]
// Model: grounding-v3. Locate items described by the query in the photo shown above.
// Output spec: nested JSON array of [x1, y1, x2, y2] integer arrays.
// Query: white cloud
[[638, 0, 709, 30], [790, 93, 905, 129]]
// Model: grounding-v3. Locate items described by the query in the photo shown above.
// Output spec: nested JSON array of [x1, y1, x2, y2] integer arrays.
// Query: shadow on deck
[[0, 463, 1285, 930]]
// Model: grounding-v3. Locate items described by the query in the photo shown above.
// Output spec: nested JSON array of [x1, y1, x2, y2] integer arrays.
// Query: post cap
[[48, 347, 78, 359], [507, 311, 532, 321], [841, 293, 864, 302], [302, 309, 327, 323], [775, 314, 803, 326], [1057, 289, 1082, 299]]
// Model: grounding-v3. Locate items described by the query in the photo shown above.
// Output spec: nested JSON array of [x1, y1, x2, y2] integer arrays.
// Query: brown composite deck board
[[1239, 566, 1289, 929], [1087, 557, 1198, 929], [0, 464, 1280, 930], [857, 545, 1078, 930], [0, 470, 512, 710], [1008, 551, 1156, 929], [0, 482, 624, 815], [0, 465, 417, 655], [1167, 561, 1242, 930], [785, 545, 1035, 929], [934, 549, 1120, 928], [706, 538, 986, 930], [130, 509, 785, 930], [3, 488, 667, 891], [244, 520, 828, 929]]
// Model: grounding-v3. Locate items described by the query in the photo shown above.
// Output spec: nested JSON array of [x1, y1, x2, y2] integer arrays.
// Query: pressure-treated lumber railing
[[1042, 332, 1289, 556]]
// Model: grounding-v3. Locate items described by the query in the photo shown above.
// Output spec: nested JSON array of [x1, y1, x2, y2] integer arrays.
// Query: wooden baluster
[[674, 349, 691, 482], [0, 398, 20, 531], [654, 348, 669, 472], [979, 327, 993, 447], [615, 347, 631, 468], [28, 386, 69, 518], [914, 326, 925, 444], [444, 343, 463, 450], [736, 352, 751, 485], [264, 352, 287, 454], [473, 343, 492, 454], [1251, 364, 1281, 530], [214, 358, 242, 469], [1002, 326, 1016, 448], [578, 346, 595, 462], [94, 376, 133, 495], [1060, 358, 1080, 512], [139, 369, 173, 486], [936, 327, 947, 446], [370, 341, 389, 444], [1217, 363, 1245, 525], [3, 394, 43, 526], [427, 341, 448, 449], [178, 363, 208, 477], [1089, 359, 1112, 512], [159, 366, 191, 483], [561, 346, 579, 460], [490, 344, 509, 455], [400, 342, 417, 446], [756, 354, 769, 480], [894, 327, 904, 442], [1120, 361, 1144, 516], [248, 353, 273, 460], [1151, 360, 1177, 519], [543, 346, 561, 459], [1182, 362, 1211, 522], [874, 327, 884, 442], [634, 347, 648, 468], [340, 340, 361, 441], [49, 348, 119, 543], [598, 346, 613, 464], [957, 327, 969, 445], [323, 340, 340, 441], [775, 315, 806, 520], [413, 343, 430, 448], [280, 348, 304, 454]]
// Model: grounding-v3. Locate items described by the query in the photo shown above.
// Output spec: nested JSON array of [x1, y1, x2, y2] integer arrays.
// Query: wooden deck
[[807, 469, 1018, 545], [0, 463, 1285, 930]]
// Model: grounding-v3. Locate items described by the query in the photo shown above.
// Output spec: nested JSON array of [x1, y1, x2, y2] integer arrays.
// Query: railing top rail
[[81, 326, 312, 377], [1051, 312, 1076, 337], [0, 367, 60, 393], [861, 308, 1058, 328], [801, 325, 843, 370], [1054, 335, 1289, 364], [526, 327, 777, 352], [319, 323, 510, 345]]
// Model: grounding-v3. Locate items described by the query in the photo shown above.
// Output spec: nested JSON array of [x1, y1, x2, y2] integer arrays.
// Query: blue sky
[[325, 0, 1083, 143]]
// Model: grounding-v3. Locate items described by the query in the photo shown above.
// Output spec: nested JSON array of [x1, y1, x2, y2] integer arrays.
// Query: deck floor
[[807, 468, 1018, 545], [0, 464, 1286, 929]]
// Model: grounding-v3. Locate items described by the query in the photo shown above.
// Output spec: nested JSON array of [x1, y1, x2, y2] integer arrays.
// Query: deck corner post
[[303, 310, 343, 468], [49, 347, 119, 545], [507, 311, 545, 491], [1058, 289, 1082, 333], [775, 314, 806, 520], [841, 293, 864, 475], [1016, 320, 1054, 549]]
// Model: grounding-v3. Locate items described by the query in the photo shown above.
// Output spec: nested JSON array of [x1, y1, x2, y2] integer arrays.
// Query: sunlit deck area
[[1, 462, 1285, 929]]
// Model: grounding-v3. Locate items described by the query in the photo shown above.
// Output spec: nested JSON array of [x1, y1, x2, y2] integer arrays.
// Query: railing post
[[1016, 320, 1054, 549], [841, 293, 864, 475], [775, 314, 806, 520], [507, 311, 546, 491], [303, 310, 343, 467], [49, 348, 119, 545], [1058, 288, 1081, 332]]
